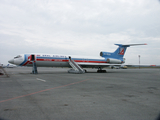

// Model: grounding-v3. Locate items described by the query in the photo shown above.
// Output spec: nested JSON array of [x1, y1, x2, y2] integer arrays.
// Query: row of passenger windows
[[42, 55, 65, 58]]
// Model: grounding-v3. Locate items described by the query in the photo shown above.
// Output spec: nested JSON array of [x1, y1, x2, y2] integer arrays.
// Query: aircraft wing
[[77, 62, 121, 68], [125, 64, 159, 67]]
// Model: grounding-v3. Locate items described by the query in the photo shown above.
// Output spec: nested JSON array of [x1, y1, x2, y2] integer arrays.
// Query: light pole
[[138, 55, 140, 69]]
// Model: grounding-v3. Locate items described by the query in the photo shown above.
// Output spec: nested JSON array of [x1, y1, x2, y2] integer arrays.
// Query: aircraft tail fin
[[114, 43, 147, 58], [100, 43, 147, 59]]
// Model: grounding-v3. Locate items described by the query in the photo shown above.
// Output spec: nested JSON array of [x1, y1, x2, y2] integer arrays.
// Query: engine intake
[[100, 52, 112, 57]]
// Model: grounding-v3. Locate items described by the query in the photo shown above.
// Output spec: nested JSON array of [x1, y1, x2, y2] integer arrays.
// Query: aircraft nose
[[8, 59, 14, 64]]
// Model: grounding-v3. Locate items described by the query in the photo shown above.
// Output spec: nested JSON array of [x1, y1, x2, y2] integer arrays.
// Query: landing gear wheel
[[97, 70, 107, 73]]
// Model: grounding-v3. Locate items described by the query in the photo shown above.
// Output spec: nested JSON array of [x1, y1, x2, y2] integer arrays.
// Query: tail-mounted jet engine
[[100, 52, 113, 57], [106, 58, 122, 64], [100, 52, 125, 64]]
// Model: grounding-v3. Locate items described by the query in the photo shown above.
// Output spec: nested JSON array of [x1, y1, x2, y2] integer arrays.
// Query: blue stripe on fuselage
[[20, 54, 28, 66]]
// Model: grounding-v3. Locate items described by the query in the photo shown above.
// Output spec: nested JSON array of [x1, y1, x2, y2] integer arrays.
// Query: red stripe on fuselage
[[36, 59, 107, 63], [74, 60, 106, 63], [22, 61, 33, 66], [36, 59, 67, 62], [22, 61, 30, 66]]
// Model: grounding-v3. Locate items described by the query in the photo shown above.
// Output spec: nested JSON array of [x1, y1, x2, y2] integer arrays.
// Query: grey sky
[[0, 0, 160, 65]]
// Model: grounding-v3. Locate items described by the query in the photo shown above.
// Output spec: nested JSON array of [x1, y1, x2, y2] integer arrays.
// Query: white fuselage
[[8, 53, 107, 68]]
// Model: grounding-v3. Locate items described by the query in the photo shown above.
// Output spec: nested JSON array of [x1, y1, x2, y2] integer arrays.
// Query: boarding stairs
[[32, 61, 38, 74], [68, 58, 85, 74], [0, 66, 9, 77]]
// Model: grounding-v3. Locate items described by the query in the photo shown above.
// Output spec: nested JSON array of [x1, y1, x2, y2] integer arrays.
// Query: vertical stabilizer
[[100, 43, 147, 60], [114, 43, 147, 58], [114, 44, 128, 58]]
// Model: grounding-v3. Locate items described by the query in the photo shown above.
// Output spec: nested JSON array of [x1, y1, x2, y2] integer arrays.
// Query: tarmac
[[0, 67, 160, 120]]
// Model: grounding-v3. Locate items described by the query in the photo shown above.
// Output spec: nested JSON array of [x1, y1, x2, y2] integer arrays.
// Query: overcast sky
[[0, 0, 160, 65]]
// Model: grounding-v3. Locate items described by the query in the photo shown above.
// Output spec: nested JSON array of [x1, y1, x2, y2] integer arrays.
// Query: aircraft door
[[31, 54, 35, 61]]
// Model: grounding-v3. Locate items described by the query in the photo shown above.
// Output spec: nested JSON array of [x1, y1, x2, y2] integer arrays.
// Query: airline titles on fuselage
[[36, 54, 67, 62], [37, 54, 66, 58]]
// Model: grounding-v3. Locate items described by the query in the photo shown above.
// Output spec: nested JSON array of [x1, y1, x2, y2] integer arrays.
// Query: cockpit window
[[14, 55, 22, 59]]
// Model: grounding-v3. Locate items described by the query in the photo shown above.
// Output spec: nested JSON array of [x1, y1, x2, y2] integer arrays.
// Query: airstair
[[30, 55, 38, 74], [68, 57, 85, 74], [0, 66, 9, 77], [32, 61, 38, 74]]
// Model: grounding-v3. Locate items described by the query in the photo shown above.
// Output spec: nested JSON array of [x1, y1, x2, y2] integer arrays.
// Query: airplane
[[8, 43, 147, 73], [0, 63, 17, 68]]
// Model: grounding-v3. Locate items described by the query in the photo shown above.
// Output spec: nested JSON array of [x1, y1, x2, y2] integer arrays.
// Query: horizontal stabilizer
[[115, 43, 147, 47]]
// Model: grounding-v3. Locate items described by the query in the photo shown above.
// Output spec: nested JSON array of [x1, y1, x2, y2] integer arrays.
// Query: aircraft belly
[[35, 61, 70, 67]]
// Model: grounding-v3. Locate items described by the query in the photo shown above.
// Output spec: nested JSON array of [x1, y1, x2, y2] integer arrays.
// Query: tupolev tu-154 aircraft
[[8, 43, 147, 74]]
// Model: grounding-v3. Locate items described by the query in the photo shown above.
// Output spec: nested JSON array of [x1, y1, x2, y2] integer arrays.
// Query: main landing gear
[[97, 67, 107, 73]]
